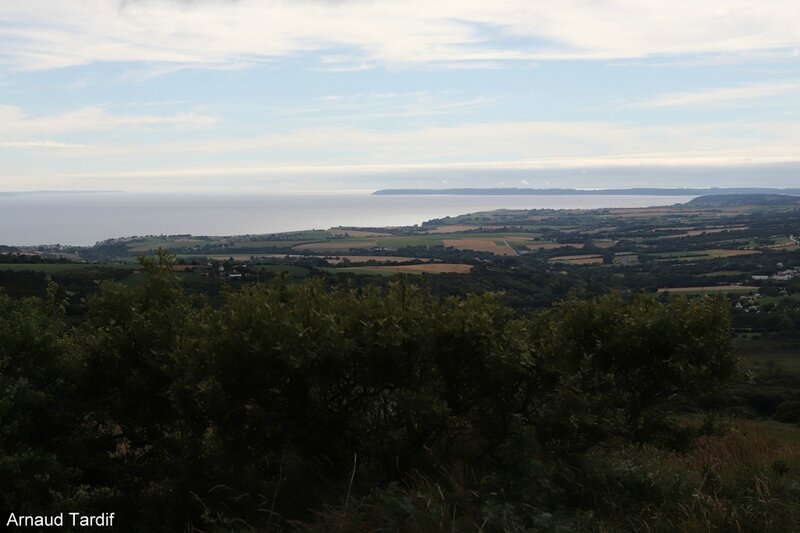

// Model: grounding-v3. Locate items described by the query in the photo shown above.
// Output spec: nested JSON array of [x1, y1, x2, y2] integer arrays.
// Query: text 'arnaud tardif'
[[6, 513, 115, 528]]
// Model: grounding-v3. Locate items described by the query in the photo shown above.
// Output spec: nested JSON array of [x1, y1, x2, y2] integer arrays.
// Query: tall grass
[[296, 420, 800, 532], [587, 420, 800, 532]]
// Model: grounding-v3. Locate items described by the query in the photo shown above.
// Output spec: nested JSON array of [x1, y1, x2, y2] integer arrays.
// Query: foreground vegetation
[[5, 251, 800, 531]]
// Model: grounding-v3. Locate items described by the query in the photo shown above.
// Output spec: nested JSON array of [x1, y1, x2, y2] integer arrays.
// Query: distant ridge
[[373, 187, 800, 196], [686, 194, 800, 207]]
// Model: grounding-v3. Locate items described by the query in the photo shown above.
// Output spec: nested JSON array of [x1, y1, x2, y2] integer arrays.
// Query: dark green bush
[[0, 252, 740, 530]]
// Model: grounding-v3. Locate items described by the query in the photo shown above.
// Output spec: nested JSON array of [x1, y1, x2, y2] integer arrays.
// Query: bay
[[0, 192, 695, 246]]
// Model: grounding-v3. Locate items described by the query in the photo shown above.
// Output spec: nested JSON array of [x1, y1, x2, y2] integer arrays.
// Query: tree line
[[1, 251, 737, 531]]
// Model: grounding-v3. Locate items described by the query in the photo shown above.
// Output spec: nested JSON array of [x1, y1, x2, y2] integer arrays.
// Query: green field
[[320, 266, 397, 276], [0, 263, 136, 273], [736, 338, 800, 375], [659, 285, 758, 295], [291, 231, 545, 251], [254, 264, 312, 277]]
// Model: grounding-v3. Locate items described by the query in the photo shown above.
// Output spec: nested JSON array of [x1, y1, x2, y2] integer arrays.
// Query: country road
[[503, 241, 519, 256]]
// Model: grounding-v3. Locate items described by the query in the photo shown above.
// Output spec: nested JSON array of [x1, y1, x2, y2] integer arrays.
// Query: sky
[[1, 0, 800, 193]]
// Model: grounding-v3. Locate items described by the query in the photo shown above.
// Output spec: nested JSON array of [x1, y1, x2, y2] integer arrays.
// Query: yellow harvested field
[[424, 225, 481, 234], [548, 254, 604, 265], [658, 285, 758, 293], [706, 249, 761, 257], [443, 238, 517, 255], [766, 240, 800, 250], [659, 226, 749, 238]]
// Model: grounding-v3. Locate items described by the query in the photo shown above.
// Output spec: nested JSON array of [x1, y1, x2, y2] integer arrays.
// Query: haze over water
[[0, 193, 695, 246]]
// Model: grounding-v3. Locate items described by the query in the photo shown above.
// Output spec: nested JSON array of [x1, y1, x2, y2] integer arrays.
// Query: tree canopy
[[0, 257, 737, 530]]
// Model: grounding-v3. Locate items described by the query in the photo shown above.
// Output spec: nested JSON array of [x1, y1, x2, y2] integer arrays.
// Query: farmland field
[[654, 249, 761, 261], [423, 224, 481, 233], [327, 263, 472, 275], [526, 242, 584, 250], [0, 263, 135, 273], [293, 240, 379, 251], [612, 252, 639, 264], [441, 238, 517, 255], [327, 229, 392, 237], [657, 285, 759, 294], [548, 254, 605, 265]]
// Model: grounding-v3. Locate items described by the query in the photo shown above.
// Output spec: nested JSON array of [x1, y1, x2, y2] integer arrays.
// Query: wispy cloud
[[6, 115, 800, 190], [126, 100, 189, 108], [2, 1, 800, 70], [0, 105, 220, 138], [11, 119, 800, 172], [0, 140, 91, 149], [18, 154, 800, 186], [273, 91, 500, 122], [631, 80, 800, 109]]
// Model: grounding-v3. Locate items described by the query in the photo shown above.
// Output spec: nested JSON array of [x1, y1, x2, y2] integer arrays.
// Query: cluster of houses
[[735, 294, 762, 313], [207, 262, 244, 279], [752, 267, 799, 282]]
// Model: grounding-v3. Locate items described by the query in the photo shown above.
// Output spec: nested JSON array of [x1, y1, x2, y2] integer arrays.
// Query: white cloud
[[273, 91, 498, 121], [631, 80, 800, 108], [1, 1, 799, 70], [0, 105, 220, 138], [14, 154, 800, 186], [0, 140, 90, 149], [8, 119, 800, 176]]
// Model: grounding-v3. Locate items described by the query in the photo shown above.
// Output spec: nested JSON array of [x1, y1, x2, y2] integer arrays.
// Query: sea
[[0, 192, 696, 246]]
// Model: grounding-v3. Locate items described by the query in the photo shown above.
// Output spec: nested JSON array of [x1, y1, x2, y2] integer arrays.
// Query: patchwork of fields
[[5, 200, 799, 291]]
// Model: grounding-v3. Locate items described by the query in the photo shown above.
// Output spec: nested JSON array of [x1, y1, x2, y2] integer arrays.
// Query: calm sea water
[[0, 192, 695, 246]]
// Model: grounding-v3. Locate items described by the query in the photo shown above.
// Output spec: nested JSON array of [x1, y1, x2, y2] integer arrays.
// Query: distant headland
[[372, 187, 800, 196]]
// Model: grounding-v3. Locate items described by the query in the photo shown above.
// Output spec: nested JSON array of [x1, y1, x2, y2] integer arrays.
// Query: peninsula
[[373, 187, 800, 196]]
